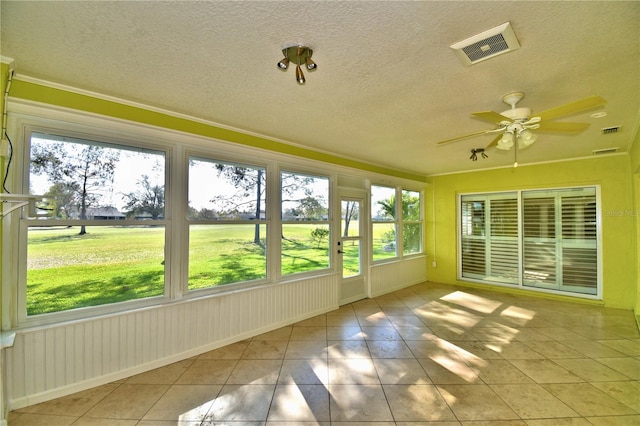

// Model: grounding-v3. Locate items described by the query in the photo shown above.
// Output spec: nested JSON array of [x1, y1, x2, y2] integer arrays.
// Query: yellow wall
[[630, 128, 640, 321], [426, 155, 637, 310], [0, 62, 9, 320]]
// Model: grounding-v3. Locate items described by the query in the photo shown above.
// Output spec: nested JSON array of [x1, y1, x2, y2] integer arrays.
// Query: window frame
[[185, 153, 271, 294], [15, 124, 174, 327], [279, 168, 333, 279], [370, 184, 424, 263], [457, 186, 602, 300]]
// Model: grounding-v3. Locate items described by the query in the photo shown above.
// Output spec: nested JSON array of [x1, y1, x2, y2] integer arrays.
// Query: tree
[[43, 181, 80, 219], [342, 201, 358, 237], [30, 141, 120, 235], [377, 192, 420, 252], [122, 175, 164, 219]]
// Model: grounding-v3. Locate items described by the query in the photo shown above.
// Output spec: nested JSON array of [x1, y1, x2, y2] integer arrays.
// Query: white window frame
[[457, 186, 602, 300]]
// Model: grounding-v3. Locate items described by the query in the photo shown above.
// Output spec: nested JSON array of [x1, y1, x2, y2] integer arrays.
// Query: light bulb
[[277, 57, 289, 70], [497, 132, 515, 150], [296, 65, 305, 84]]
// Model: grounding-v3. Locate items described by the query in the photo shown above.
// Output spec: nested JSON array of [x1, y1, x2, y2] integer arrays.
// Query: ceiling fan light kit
[[277, 44, 317, 85], [437, 90, 607, 166]]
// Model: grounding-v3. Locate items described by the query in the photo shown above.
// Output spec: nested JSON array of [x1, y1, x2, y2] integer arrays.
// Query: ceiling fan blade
[[485, 134, 503, 149], [535, 96, 607, 121], [436, 129, 493, 145], [472, 111, 513, 124], [536, 121, 590, 132]]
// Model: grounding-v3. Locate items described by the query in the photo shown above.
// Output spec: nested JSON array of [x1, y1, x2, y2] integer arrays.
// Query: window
[[402, 189, 422, 255], [25, 131, 167, 316], [281, 171, 330, 275], [188, 157, 267, 290], [371, 185, 397, 260], [371, 185, 423, 261], [459, 187, 600, 297]]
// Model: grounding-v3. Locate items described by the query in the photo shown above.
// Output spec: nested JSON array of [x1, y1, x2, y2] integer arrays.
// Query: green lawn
[[27, 223, 396, 315]]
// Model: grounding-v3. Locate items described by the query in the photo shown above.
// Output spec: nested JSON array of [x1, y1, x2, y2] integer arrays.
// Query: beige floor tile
[[366, 339, 415, 358], [598, 339, 640, 356], [508, 359, 583, 383], [327, 340, 371, 358], [227, 359, 282, 384], [521, 341, 583, 359], [197, 340, 249, 359], [553, 358, 631, 381], [418, 355, 481, 384], [384, 384, 457, 421], [450, 340, 505, 359], [357, 312, 392, 327], [490, 383, 578, 419], [126, 360, 194, 384], [290, 326, 327, 341], [141, 384, 220, 421], [252, 326, 293, 341], [326, 325, 364, 340], [326, 315, 360, 327], [536, 327, 589, 341], [328, 357, 380, 384], [372, 358, 431, 385], [21, 383, 118, 416], [204, 384, 275, 421], [497, 341, 546, 359], [295, 315, 327, 327], [241, 339, 288, 359], [285, 340, 328, 359], [386, 315, 428, 327], [278, 358, 329, 385], [328, 384, 394, 422], [524, 419, 593, 425], [595, 357, 640, 379], [73, 419, 139, 425], [475, 359, 534, 384], [393, 325, 435, 340], [591, 380, 640, 411], [361, 326, 402, 340], [585, 415, 640, 425], [542, 383, 638, 417], [84, 384, 169, 419], [437, 384, 519, 421], [175, 359, 237, 384], [561, 340, 626, 358], [6, 413, 78, 426], [267, 384, 330, 422]]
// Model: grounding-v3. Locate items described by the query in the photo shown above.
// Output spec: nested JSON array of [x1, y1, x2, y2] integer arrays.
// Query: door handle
[[337, 250, 344, 254]]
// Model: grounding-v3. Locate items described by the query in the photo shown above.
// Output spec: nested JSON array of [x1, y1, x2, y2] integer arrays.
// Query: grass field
[[27, 222, 396, 315]]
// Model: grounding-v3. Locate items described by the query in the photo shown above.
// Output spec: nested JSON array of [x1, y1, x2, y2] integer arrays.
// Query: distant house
[[69, 206, 125, 220]]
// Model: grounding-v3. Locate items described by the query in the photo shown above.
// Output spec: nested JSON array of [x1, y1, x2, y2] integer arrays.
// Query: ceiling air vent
[[601, 126, 622, 135], [451, 22, 521, 66], [592, 147, 619, 155]]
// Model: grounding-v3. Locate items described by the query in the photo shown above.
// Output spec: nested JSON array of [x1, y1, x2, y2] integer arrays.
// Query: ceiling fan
[[436, 92, 607, 152]]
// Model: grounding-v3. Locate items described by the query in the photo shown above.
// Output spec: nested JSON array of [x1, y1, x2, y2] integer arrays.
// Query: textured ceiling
[[1, 1, 639, 176]]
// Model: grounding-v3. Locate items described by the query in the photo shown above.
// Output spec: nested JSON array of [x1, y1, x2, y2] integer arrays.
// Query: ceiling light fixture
[[277, 44, 316, 85], [469, 148, 488, 161]]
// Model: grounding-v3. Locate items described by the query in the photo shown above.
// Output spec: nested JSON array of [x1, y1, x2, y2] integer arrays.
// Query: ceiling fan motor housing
[[501, 107, 532, 121]]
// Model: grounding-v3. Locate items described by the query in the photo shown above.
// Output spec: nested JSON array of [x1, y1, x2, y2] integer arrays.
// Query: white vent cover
[[451, 22, 521, 66]]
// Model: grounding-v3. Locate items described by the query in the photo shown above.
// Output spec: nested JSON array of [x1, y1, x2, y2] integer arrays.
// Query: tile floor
[[9, 282, 640, 425]]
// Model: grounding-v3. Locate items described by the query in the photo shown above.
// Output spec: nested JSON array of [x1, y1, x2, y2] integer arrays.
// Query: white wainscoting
[[370, 256, 427, 297], [6, 274, 339, 409]]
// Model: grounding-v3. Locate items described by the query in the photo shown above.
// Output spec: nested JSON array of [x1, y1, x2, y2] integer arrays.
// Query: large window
[[459, 187, 600, 297], [25, 131, 167, 316], [280, 171, 330, 275], [188, 157, 267, 290], [371, 185, 423, 261]]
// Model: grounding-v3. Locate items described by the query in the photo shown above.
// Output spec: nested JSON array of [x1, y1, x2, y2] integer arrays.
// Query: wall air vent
[[450, 22, 521, 66], [592, 147, 619, 155], [601, 126, 622, 135]]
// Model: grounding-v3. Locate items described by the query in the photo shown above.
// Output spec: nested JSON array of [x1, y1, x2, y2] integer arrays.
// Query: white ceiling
[[2, 1, 639, 177]]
